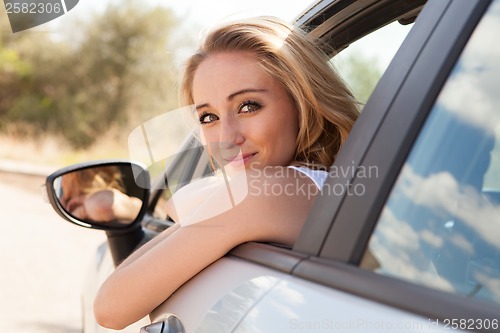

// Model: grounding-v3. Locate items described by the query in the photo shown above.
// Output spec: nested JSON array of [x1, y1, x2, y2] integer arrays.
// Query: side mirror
[[44, 160, 150, 231]]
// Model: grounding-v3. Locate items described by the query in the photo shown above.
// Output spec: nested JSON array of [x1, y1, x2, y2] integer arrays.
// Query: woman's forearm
[[113, 222, 180, 272], [93, 221, 237, 330]]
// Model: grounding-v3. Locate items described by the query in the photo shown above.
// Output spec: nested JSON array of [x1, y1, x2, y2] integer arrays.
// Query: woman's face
[[192, 51, 299, 170]]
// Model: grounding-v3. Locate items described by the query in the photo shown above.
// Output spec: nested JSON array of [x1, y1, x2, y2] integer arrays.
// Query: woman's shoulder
[[167, 175, 226, 223], [240, 165, 326, 201], [181, 166, 322, 244], [173, 166, 326, 204], [240, 165, 328, 189]]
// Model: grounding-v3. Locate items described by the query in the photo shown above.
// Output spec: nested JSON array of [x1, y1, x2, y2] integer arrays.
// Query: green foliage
[[0, 2, 185, 148], [334, 53, 382, 106]]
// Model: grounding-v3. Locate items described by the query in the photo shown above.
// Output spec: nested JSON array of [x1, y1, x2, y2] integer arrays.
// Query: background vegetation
[[1, 2, 183, 149], [0, 1, 379, 166]]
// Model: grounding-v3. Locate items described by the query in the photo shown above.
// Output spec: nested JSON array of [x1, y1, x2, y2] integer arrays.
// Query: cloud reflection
[[399, 165, 500, 251], [368, 164, 500, 302], [369, 206, 454, 292], [438, 2, 500, 135]]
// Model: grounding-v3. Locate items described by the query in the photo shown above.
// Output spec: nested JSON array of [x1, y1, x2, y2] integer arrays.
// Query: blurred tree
[[0, 18, 33, 130], [334, 53, 382, 106], [0, 1, 185, 148]]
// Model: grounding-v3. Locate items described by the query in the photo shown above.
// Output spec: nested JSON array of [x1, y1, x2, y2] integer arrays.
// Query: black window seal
[[295, 0, 358, 32], [148, 134, 201, 213], [297, 0, 428, 55], [229, 241, 500, 333], [292, 257, 500, 333], [229, 242, 307, 274]]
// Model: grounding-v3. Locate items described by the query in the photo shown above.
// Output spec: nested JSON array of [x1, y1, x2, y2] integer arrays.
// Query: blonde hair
[[71, 167, 124, 194], [180, 16, 359, 169]]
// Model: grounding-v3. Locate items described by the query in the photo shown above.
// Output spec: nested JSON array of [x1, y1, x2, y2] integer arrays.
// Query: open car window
[[298, 0, 426, 106], [361, 0, 500, 305], [332, 20, 412, 104]]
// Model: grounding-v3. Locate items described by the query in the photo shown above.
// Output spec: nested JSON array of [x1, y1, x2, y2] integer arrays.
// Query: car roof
[[295, 0, 427, 55]]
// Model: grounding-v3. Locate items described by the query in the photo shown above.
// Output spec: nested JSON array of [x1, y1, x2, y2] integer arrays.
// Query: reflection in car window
[[361, 0, 500, 305], [152, 144, 204, 220], [332, 21, 412, 104]]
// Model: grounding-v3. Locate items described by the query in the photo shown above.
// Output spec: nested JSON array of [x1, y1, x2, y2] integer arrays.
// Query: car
[[43, 0, 500, 332]]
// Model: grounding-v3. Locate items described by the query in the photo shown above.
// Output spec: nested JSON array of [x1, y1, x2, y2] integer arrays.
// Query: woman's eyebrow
[[227, 88, 267, 101], [195, 89, 267, 110], [195, 103, 209, 111]]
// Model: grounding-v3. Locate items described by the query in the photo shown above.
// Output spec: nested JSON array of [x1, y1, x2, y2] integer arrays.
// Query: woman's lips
[[224, 153, 257, 167]]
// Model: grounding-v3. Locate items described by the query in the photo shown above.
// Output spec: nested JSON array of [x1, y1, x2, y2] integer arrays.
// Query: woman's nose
[[219, 117, 244, 149]]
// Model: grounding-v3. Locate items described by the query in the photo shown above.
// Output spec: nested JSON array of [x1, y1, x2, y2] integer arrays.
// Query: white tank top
[[287, 165, 328, 189], [175, 166, 328, 226]]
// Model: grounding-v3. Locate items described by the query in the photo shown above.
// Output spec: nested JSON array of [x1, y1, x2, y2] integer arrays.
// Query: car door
[[141, 0, 483, 332], [217, 0, 500, 331], [294, 0, 500, 331]]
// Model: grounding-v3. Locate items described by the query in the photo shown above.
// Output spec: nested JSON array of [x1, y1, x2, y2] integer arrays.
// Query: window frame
[[317, 0, 491, 264], [294, 0, 448, 255], [296, 0, 427, 55], [292, 0, 500, 329], [141, 0, 500, 328]]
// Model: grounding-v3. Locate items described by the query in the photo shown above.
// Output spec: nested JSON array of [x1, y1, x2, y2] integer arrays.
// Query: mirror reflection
[[54, 165, 144, 226]]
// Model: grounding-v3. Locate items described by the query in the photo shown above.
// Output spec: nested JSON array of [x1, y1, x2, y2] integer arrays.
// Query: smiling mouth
[[223, 153, 257, 166]]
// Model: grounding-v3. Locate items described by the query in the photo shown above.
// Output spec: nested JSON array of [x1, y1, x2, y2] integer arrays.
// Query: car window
[[152, 141, 207, 220], [332, 21, 413, 104], [360, 0, 500, 305]]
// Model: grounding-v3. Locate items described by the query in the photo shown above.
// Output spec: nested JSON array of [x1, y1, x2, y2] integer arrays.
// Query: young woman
[[94, 16, 359, 329]]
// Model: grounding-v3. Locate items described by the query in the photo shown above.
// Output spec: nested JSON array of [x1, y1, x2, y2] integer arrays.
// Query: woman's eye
[[239, 101, 261, 113], [199, 112, 219, 125]]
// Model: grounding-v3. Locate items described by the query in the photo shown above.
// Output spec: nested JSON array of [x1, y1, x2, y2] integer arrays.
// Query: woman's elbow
[[93, 291, 131, 330]]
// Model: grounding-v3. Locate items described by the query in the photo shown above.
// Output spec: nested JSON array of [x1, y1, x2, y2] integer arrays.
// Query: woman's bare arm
[[93, 168, 318, 330]]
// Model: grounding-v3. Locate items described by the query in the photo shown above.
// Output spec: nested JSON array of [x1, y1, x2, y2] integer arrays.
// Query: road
[[0, 171, 106, 333]]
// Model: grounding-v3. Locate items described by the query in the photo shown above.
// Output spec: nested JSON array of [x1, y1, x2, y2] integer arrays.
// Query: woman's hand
[[65, 188, 142, 224]]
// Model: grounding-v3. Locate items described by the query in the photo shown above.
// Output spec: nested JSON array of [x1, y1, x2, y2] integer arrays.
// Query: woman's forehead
[[192, 52, 277, 103]]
